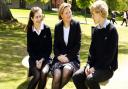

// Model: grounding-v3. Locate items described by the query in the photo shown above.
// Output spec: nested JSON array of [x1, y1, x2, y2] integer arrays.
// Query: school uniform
[[27, 22, 52, 76], [52, 19, 81, 73], [73, 20, 118, 89]]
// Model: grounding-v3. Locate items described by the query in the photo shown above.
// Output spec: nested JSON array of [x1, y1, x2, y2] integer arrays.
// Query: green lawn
[[0, 9, 128, 89]]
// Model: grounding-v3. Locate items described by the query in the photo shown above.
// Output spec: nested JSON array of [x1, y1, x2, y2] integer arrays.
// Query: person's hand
[[63, 55, 69, 63], [85, 64, 90, 76], [86, 67, 95, 78], [57, 55, 63, 61], [57, 54, 69, 63], [36, 58, 44, 69], [89, 67, 95, 74]]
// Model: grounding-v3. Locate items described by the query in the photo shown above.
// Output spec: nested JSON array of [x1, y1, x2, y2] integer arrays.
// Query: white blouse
[[32, 21, 44, 35], [63, 26, 70, 45]]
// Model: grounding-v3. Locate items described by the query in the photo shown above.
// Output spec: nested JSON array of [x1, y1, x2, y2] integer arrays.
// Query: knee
[[42, 64, 49, 74], [54, 69, 61, 76], [64, 65, 72, 70], [63, 66, 73, 78], [53, 74, 61, 84], [63, 65, 73, 75], [53, 69, 61, 81]]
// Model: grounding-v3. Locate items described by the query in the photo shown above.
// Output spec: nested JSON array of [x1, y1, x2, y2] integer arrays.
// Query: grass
[[0, 9, 128, 89]]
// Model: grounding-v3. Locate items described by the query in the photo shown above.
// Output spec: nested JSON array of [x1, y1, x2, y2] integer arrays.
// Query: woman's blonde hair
[[58, 3, 71, 20], [90, 0, 108, 18]]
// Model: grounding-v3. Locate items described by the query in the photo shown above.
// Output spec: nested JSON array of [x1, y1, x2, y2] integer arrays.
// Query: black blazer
[[27, 24, 52, 67], [87, 23, 118, 71], [53, 19, 81, 64]]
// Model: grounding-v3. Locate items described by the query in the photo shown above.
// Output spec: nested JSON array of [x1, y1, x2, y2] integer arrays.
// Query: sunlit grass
[[0, 9, 128, 89]]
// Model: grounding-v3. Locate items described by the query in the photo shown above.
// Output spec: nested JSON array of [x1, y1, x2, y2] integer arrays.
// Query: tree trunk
[[0, 0, 16, 21], [71, 0, 79, 11], [19, 0, 26, 8], [84, 8, 87, 24], [64, 0, 67, 2]]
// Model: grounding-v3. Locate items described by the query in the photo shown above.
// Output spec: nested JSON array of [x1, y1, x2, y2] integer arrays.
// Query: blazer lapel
[[67, 20, 73, 47], [60, 22, 67, 47]]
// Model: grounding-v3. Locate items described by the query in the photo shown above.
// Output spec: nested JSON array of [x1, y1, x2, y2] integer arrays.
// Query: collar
[[97, 19, 110, 29], [32, 21, 44, 32]]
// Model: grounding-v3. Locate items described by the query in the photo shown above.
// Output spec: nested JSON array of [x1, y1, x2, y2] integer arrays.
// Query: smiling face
[[31, 10, 43, 26], [61, 6, 72, 23]]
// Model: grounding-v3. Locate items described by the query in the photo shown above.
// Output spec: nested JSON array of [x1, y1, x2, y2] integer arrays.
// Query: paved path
[[101, 56, 128, 89]]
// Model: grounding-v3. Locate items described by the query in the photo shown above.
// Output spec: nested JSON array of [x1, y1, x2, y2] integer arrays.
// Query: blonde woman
[[51, 3, 81, 89], [73, 1, 118, 89]]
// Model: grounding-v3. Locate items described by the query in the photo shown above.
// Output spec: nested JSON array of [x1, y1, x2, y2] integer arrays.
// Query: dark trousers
[[110, 18, 117, 24], [121, 18, 127, 26], [73, 68, 113, 89]]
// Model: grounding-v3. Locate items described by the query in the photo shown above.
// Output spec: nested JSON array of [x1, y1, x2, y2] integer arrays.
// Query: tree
[[25, 0, 50, 10], [64, 0, 68, 2], [106, 0, 128, 11], [71, 0, 79, 11], [76, 0, 94, 23], [25, 0, 49, 4], [0, 0, 16, 21], [76, 0, 93, 9], [0, 0, 50, 21], [116, 0, 128, 11], [19, 0, 26, 8]]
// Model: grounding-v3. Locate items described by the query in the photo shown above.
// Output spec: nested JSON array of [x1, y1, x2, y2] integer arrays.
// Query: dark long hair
[[25, 7, 42, 31]]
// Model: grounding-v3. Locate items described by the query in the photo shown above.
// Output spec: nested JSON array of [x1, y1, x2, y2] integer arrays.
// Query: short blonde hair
[[90, 0, 108, 18], [58, 3, 71, 20]]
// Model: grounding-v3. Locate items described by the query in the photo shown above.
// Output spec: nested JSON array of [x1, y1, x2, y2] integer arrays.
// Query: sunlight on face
[[61, 7, 72, 23], [91, 11, 101, 24]]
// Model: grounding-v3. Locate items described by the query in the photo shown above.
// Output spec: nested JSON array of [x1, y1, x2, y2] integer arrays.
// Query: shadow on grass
[[80, 34, 91, 63], [17, 80, 29, 89], [118, 42, 128, 54], [0, 20, 128, 89], [0, 21, 27, 83]]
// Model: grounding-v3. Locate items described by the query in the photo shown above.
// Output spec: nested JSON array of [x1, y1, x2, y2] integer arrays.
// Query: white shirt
[[32, 21, 44, 35], [97, 19, 110, 29], [63, 26, 70, 45], [123, 12, 127, 19]]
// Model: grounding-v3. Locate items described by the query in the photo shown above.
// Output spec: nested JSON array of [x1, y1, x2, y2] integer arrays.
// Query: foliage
[[76, 0, 94, 9], [0, 9, 128, 89], [106, 0, 128, 11], [25, 0, 49, 4], [0, 0, 16, 21], [117, 0, 128, 11], [71, 0, 79, 11], [0, 9, 92, 89]]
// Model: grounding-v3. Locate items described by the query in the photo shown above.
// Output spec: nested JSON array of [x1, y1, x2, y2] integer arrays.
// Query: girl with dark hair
[[26, 7, 52, 89]]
